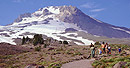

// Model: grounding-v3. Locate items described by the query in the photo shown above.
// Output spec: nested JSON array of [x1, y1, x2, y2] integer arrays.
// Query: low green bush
[[93, 55, 130, 68], [48, 63, 61, 68], [35, 46, 41, 51], [92, 60, 102, 66]]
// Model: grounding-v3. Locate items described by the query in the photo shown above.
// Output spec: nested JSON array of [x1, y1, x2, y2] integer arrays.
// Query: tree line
[[22, 34, 69, 46]]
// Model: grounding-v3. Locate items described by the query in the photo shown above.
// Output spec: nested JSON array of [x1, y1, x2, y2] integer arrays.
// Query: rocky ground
[[0, 43, 130, 68], [0, 43, 33, 55], [0, 43, 91, 68]]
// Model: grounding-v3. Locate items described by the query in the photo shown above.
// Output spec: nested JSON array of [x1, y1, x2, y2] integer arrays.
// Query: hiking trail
[[61, 59, 95, 68]]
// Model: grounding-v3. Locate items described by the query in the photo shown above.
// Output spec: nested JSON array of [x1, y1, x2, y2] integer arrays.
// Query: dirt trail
[[61, 59, 95, 68]]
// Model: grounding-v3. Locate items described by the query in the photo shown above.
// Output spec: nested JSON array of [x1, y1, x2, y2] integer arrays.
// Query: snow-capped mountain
[[0, 5, 130, 45]]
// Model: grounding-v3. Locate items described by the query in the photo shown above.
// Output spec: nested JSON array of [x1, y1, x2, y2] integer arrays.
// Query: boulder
[[113, 61, 127, 68], [37, 65, 45, 68], [48, 48, 54, 51], [25, 64, 37, 68], [25, 64, 44, 68]]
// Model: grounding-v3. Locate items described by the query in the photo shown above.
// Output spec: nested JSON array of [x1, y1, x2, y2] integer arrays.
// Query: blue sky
[[0, 0, 130, 28]]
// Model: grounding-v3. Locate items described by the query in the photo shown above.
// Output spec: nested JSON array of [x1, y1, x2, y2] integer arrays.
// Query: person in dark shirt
[[118, 47, 121, 54]]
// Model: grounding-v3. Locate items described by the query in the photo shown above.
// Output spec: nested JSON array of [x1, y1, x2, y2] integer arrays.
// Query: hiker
[[101, 42, 105, 53], [98, 48, 102, 55], [105, 43, 108, 49], [90, 43, 95, 58], [90, 43, 93, 48], [108, 45, 111, 54], [105, 43, 109, 54], [118, 47, 121, 54]]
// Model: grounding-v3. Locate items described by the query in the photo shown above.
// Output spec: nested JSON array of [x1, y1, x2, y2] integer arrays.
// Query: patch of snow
[[57, 33, 95, 45], [47, 6, 60, 14], [79, 30, 88, 33], [24, 35, 34, 38], [74, 42, 84, 45], [65, 33, 78, 36], [0, 31, 11, 35], [33, 6, 60, 16], [94, 35, 100, 37], [34, 10, 43, 15], [0, 35, 16, 45], [112, 27, 130, 34]]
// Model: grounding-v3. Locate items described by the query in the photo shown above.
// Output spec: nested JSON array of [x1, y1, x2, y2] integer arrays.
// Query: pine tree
[[33, 34, 44, 46], [22, 36, 25, 45], [59, 41, 62, 44], [26, 36, 29, 42], [63, 41, 68, 45], [94, 41, 101, 45]]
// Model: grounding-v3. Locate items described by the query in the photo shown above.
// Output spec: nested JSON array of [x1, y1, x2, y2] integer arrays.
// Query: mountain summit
[[0, 5, 130, 45], [14, 5, 130, 38]]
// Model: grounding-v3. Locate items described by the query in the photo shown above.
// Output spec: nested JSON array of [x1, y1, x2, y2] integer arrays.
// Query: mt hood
[[0, 5, 130, 45]]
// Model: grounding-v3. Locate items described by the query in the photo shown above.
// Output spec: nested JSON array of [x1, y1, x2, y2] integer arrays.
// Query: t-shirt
[[119, 48, 121, 52], [90, 47, 95, 50], [105, 45, 108, 49], [98, 49, 102, 54], [108, 47, 111, 49]]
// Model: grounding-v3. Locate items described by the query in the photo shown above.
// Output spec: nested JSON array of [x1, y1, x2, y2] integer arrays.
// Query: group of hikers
[[90, 42, 122, 58]]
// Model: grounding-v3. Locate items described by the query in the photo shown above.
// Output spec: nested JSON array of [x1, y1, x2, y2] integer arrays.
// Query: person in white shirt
[[108, 45, 111, 54]]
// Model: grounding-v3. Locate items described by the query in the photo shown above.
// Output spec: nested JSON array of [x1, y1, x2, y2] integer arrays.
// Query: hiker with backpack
[[105, 43, 109, 55], [107, 44, 111, 55], [90, 43, 95, 58]]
